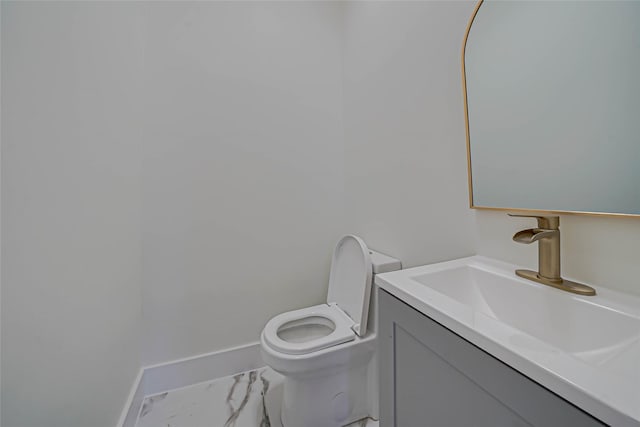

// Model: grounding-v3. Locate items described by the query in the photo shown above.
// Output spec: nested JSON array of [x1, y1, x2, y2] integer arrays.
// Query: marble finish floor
[[135, 367, 378, 427]]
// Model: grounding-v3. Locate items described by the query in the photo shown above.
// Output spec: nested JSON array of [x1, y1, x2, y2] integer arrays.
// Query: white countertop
[[375, 256, 640, 427]]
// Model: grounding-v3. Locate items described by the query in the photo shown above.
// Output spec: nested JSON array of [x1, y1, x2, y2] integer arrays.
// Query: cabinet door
[[378, 289, 604, 427]]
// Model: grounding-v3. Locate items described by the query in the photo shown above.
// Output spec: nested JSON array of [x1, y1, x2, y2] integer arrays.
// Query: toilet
[[260, 235, 401, 427]]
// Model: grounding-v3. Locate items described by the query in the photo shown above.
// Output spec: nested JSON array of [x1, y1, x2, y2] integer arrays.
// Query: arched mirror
[[463, 0, 640, 216]]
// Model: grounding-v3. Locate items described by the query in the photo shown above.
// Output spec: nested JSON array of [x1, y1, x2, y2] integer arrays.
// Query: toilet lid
[[326, 235, 372, 337]]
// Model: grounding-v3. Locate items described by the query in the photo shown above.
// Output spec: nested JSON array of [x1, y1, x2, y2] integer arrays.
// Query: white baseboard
[[142, 341, 263, 395], [118, 341, 263, 427], [117, 368, 145, 427]]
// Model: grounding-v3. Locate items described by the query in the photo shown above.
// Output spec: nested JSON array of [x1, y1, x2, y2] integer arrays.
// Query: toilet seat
[[262, 235, 373, 357], [262, 304, 356, 355]]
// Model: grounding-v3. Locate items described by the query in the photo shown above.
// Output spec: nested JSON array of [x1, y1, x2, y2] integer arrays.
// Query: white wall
[[1, 3, 143, 427], [342, 1, 476, 268], [139, 1, 483, 366], [0, 3, 3, 423], [140, 2, 346, 365]]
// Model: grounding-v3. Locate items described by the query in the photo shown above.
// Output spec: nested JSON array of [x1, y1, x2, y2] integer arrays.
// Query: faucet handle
[[508, 213, 559, 230]]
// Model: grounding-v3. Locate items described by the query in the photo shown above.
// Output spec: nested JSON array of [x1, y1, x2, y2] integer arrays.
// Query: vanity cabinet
[[378, 289, 604, 427]]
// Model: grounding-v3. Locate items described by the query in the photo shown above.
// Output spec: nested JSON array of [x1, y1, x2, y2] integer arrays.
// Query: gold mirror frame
[[461, 0, 640, 219]]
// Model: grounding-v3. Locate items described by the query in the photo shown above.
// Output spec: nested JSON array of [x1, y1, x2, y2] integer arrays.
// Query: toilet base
[[280, 362, 371, 427]]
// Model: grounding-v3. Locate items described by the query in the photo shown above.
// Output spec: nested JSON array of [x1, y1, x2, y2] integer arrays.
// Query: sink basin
[[375, 256, 640, 427], [412, 265, 640, 366]]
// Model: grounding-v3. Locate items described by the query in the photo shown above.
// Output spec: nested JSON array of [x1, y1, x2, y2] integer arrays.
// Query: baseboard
[[117, 368, 145, 427], [118, 341, 263, 427]]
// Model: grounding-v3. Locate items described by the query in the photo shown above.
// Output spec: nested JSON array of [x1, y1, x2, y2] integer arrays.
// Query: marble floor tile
[[136, 367, 282, 427], [135, 367, 378, 427]]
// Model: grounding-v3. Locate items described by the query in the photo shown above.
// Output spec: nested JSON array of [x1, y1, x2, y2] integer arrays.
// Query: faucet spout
[[513, 228, 558, 244]]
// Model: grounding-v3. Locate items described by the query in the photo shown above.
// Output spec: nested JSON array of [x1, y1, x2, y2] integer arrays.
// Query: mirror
[[463, 0, 640, 216]]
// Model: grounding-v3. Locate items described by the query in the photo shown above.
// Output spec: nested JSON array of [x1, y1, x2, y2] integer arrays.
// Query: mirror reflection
[[464, 0, 640, 215]]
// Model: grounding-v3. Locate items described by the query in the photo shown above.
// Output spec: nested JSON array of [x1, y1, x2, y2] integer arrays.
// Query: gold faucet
[[509, 214, 596, 296]]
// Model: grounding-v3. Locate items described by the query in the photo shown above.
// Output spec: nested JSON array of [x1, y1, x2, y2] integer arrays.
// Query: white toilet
[[260, 235, 401, 427]]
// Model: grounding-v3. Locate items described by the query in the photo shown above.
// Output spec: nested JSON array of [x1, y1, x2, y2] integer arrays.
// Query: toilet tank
[[367, 250, 402, 334], [370, 250, 402, 275]]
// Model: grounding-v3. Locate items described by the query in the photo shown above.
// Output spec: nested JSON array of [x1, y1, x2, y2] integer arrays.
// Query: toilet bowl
[[263, 304, 356, 355], [260, 235, 401, 427]]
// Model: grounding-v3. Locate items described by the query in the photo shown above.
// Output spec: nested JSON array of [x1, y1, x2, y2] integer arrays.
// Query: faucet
[[509, 214, 596, 296]]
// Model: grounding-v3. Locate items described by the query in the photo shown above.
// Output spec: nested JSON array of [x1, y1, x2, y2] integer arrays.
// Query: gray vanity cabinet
[[378, 289, 604, 427]]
